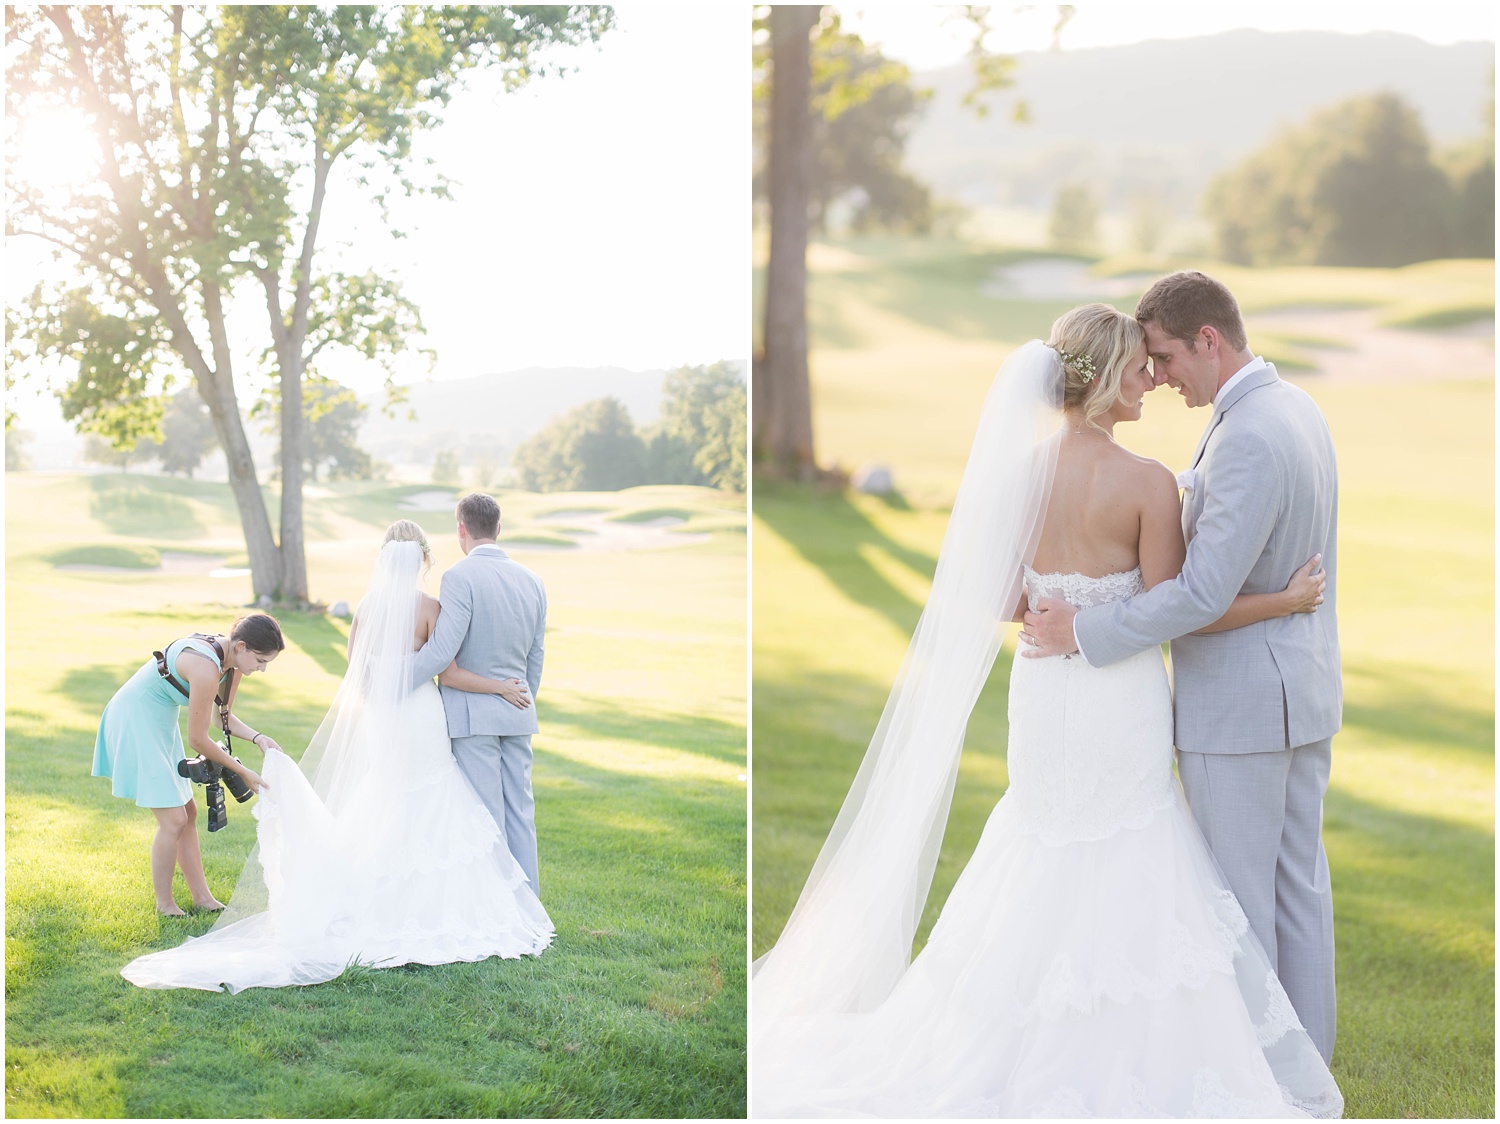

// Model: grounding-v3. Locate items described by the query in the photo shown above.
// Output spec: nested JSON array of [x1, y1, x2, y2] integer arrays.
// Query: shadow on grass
[[1323, 785, 1494, 1117], [55, 662, 136, 720], [755, 480, 938, 637], [86, 475, 223, 540], [542, 695, 745, 769], [752, 653, 1015, 956], [1342, 658, 1495, 758], [278, 614, 349, 679]]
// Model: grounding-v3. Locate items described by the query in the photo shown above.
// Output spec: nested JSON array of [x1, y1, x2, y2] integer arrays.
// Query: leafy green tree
[[259, 378, 373, 482], [6, 427, 34, 472], [1443, 142, 1495, 258], [1205, 93, 1454, 267], [84, 433, 150, 472], [658, 362, 746, 492], [753, 12, 931, 235], [432, 449, 462, 485], [5, 5, 612, 604], [140, 388, 218, 478], [1048, 183, 1099, 254], [804, 15, 932, 234], [642, 428, 701, 485], [1439, 89, 1495, 259], [1129, 188, 1172, 254], [753, 5, 1069, 477], [513, 397, 646, 493]]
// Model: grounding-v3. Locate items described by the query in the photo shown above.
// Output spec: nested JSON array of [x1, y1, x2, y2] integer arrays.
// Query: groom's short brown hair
[[457, 492, 501, 539], [1134, 271, 1248, 352]]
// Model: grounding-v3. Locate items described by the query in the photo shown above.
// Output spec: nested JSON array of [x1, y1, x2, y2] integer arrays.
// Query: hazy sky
[[840, 2, 1496, 70], [5, 4, 745, 425]]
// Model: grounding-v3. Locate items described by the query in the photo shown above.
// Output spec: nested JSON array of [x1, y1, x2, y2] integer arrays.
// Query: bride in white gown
[[123, 526, 553, 992], [752, 306, 1343, 1117]]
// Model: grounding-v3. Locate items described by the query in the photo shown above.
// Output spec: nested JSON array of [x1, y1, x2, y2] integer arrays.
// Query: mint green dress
[[93, 637, 223, 809]]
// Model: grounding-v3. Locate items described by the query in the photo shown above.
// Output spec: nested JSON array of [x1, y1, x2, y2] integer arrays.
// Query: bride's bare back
[[1030, 431, 1184, 588], [414, 592, 439, 650]]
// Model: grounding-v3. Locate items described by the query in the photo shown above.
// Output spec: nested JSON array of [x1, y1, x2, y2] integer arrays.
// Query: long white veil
[[752, 341, 1064, 1020], [213, 539, 423, 929]]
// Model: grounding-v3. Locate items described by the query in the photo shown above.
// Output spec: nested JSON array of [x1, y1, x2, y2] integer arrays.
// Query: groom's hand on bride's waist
[[1019, 598, 1080, 659]]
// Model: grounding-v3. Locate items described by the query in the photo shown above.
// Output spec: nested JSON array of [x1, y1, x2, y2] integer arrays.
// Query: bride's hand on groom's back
[[1280, 555, 1326, 615], [495, 678, 532, 710]]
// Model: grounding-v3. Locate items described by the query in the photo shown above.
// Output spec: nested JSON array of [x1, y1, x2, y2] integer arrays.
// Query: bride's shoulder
[[1110, 445, 1177, 497]]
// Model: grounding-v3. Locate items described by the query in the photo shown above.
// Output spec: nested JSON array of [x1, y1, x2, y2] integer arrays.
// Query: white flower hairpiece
[[1056, 347, 1098, 384]]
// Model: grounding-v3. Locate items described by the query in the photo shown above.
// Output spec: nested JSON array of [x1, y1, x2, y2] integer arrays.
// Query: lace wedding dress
[[122, 541, 553, 992], [752, 568, 1342, 1118]]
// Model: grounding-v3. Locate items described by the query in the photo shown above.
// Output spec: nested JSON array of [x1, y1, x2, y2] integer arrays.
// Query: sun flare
[[7, 107, 102, 193]]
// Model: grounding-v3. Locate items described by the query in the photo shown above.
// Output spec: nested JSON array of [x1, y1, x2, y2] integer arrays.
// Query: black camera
[[178, 747, 253, 832]]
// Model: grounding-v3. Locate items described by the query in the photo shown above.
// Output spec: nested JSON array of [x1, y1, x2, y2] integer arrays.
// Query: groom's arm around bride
[[412, 493, 548, 894]]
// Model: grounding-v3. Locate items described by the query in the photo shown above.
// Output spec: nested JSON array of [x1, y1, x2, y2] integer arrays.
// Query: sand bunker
[[982, 259, 1154, 301], [399, 490, 461, 512], [1247, 307, 1493, 384], [520, 511, 710, 552]]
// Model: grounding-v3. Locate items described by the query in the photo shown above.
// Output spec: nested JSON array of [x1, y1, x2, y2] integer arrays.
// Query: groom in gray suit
[[1023, 271, 1341, 1063], [412, 492, 547, 893]]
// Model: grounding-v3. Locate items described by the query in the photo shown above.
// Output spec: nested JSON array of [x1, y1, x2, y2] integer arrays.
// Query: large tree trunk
[[757, 5, 820, 479], [273, 150, 333, 609], [278, 368, 309, 605], [195, 370, 281, 600]]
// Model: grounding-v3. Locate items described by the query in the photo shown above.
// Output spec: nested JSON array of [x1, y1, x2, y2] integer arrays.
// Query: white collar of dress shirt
[[469, 542, 504, 556], [1212, 355, 1267, 412]]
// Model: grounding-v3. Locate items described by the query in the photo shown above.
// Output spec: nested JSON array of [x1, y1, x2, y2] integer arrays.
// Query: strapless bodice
[[1023, 565, 1145, 611]]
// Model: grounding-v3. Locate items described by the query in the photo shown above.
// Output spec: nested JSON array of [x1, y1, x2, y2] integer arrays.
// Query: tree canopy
[[1205, 92, 1481, 267], [514, 396, 646, 493], [514, 364, 747, 495], [5, 5, 612, 603], [753, 9, 932, 235]]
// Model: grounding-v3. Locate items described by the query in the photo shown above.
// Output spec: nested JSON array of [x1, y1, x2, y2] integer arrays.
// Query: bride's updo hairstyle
[[383, 519, 432, 571], [1045, 303, 1145, 432]]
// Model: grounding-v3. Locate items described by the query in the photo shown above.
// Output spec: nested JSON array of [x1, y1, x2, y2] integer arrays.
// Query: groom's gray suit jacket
[[1075, 363, 1342, 753], [411, 545, 546, 735]]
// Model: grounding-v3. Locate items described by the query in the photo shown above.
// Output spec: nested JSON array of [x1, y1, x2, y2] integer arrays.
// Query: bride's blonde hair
[[384, 519, 432, 572], [1045, 303, 1144, 432]]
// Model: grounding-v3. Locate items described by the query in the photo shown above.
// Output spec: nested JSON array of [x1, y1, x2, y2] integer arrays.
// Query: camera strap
[[153, 634, 240, 752]]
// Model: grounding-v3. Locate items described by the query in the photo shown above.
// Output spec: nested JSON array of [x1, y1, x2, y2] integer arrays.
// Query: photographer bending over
[[92, 613, 284, 915]]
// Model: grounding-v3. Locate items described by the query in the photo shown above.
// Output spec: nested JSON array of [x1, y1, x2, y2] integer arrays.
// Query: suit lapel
[[1189, 413, 1223, 470], [1189, 363, 1280, 469]]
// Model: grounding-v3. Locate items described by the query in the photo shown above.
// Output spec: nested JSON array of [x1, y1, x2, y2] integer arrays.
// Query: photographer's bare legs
[[149, 801, 223, 915], [150, 805, 191, 915], [176, 799, 224, 911]]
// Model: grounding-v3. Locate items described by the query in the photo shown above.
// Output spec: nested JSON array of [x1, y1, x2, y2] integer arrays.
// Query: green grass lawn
[[6, 474, 747, 1118], [752, 239, 1494, 1118]]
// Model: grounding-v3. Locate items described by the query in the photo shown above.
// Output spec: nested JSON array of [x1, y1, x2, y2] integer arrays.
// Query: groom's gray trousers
[[1177, 738, 1336, 1063], [452, 733, 540, 894]]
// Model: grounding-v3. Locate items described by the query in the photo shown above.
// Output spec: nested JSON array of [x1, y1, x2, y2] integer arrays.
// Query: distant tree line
[[1206, 92, 1494, 267], [511, 362, 746, 493], [79, 382, 380, 481]]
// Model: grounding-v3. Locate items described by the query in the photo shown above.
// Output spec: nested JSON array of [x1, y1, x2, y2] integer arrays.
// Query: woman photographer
[[93, 613, 285, 916]]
